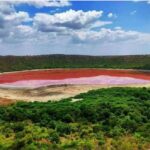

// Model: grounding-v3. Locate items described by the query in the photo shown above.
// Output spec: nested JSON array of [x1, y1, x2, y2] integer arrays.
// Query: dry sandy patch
[[0, 83, 150, 104]]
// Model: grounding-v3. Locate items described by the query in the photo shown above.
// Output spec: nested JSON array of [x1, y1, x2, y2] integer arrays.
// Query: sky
[[0, 0, 150, 56]]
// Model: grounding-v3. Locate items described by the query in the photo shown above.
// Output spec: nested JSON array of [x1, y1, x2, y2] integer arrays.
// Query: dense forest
[[0, 55, 150, 72], [0, 87, 149, 149]]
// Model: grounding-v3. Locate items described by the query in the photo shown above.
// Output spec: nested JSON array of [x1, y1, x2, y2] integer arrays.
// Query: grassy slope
[[0, 87, 149, 149], [0, 55, 150, 72]]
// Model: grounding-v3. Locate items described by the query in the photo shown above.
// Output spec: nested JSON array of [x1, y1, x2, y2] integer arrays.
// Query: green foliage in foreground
[[0, 87, 150, 149], [0, 55, 150, 72]]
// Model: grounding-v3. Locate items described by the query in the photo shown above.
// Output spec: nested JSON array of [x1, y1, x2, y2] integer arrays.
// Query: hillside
[[0, 87, 149, 149], [0, 55, 150, 72]]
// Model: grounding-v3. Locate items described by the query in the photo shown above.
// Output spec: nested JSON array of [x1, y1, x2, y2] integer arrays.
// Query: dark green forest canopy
[[0, 55, 150, 72], [0, 87, 150, 149]]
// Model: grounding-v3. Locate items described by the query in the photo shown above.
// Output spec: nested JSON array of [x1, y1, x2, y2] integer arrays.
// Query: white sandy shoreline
[[0, 83, 150, 103]]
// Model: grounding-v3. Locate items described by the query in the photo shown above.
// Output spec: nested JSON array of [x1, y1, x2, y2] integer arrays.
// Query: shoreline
[[0, 83, 150, 104], [0, 68, 150, 75]]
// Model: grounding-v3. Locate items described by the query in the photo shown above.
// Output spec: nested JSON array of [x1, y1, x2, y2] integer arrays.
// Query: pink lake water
[[0, 75, 149, 88]]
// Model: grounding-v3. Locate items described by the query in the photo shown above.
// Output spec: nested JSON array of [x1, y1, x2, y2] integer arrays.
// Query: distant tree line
[[0, 54, 150, 72]]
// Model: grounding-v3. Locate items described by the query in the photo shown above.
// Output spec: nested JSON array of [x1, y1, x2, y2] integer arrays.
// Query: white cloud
[[108, 13, 113, 18], [5, 11, 31, 23], [0, 2, 14, 14], [72, 28, 140, 44], [14, 25, 35, 38], [0, 2, 150, 56], [0, 2, 32, 41], [114, 26, 122, 30], [1, 30, 150, 56], [107, 12, 117, 19], [0, 2, 31, 26], [34, 9, 104, 32], [90, 21, 112, 29], [0, 0, 70, 8]]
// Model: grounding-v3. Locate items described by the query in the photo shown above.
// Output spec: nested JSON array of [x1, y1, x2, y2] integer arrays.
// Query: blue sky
[[72, 1, 150, 32], [0, 0, 150, 55]]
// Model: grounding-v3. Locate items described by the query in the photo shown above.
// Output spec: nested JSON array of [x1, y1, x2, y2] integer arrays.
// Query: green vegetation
[[0, 87, 150, 149], [0, 55, 150, 72]]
